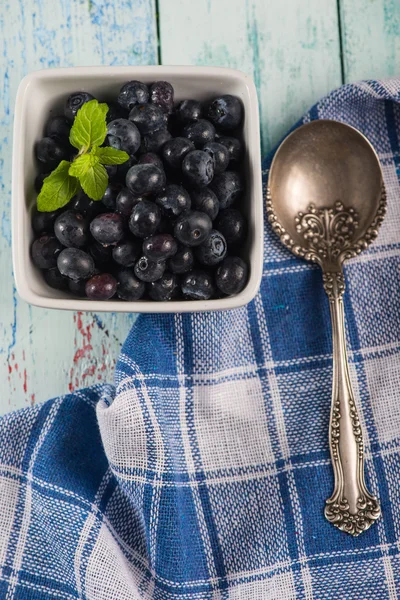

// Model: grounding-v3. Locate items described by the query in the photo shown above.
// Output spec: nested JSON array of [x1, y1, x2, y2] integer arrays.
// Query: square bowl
[[12, 66, 263, 313]]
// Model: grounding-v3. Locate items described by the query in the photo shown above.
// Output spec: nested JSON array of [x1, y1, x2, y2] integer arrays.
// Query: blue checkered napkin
[[1, 80, 400, 599]]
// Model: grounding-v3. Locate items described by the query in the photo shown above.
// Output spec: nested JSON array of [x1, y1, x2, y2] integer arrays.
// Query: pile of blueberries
[[32, 80, 249, 302]]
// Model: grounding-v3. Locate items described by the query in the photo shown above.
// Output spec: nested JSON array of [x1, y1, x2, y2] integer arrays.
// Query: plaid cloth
[[1, 79, 400, 600]]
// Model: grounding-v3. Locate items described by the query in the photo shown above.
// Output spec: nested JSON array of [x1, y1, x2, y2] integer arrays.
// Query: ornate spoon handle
[[323, 271, 381, 536]]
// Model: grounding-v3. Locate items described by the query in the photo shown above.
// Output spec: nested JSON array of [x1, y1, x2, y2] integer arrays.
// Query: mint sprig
[[37, 99, 129, 212]]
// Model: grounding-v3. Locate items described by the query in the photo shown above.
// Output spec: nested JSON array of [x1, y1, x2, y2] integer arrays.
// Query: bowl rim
[[12, 65, 263, 313]]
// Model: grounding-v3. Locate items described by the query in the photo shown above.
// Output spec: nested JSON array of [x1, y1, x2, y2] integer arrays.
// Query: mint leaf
[[91, 146, 129, 165], [70, 156, 108, 201], [69, 99, 109, 151], [37, 161, 79, 212]]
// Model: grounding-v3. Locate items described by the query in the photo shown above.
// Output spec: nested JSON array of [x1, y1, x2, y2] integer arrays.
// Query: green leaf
[[70, 157, 108, 201], [91, 145, 129, 165], [37, 161, 80, 212], [69, 99, 109, 151]]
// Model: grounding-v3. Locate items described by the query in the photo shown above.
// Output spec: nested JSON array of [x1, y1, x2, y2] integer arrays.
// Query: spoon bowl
[[267, 120, 386, 536]]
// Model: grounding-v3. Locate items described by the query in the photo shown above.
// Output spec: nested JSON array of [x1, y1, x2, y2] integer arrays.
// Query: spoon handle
[[323, 271, 381, 536]]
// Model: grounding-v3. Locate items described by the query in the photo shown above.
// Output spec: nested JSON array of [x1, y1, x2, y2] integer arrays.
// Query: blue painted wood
[[0, 0, 157, 414]]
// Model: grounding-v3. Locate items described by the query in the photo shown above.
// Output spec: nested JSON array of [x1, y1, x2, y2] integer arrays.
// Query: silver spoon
[[267, 120, 386, 536]]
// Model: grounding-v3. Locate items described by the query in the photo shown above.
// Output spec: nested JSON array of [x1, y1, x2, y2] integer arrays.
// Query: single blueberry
[[57, 248, 95, 281], [116, 187, 142, 216], [31, 207, 59, 235], [175, 99, 202, 125], [129, 103, 166, 135], [126, 164, 166, 196], [68, 278, 88, 297], [117, 81, 149, 111], [64, 92, 95, 122], [190, 188, 219, 220], [31, 235, 63, 269], [85, 273, 117, 300], [35, 137, 68, 168], [181, 270, 215, 300], [155, 184, 191, 218], [107, 119, 141, 155], [54, 210, 89, 248], [195, 230, 227, 266], [112, 239, 141, 267], [182, 150, 214, 188], [207, 95, 243, 130], [129, 200, 161, 238], [148, 272, 177, 301], [174, 210, 212, 247], [105, 102, 124, 123], [183, 119, 216, 148], [150, 81, 174, 114], [141, 129, 172, 154], [216, 208, 246, 245], [90, 213, 125, 246], [203, 141, 230, 174], [215, 256, 248, 295], [168, 245, 194, 274], [162, 137, 195, 170], [134, 256, 166, 282], [210, 171, 244, 209], [116, 268, 146, 301], [45, 116, 71, 141], [43, 268, 69, 291], [143, 234, 177, 261], [215, 135, 243, 164], [101, 183, 123, 210], [69, 191, 106, 218]]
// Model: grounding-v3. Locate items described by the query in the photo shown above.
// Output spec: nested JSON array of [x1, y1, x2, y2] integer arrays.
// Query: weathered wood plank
[[339, 0, 400, 82], [0, 0, 157, 415], [158, 0, 343, 154]]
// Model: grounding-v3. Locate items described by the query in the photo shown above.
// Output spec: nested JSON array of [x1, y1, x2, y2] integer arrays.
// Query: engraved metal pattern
[[266, 181, 386, 536]]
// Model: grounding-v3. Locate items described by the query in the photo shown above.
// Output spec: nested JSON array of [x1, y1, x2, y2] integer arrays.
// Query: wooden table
[[0, 0, 396, 414]]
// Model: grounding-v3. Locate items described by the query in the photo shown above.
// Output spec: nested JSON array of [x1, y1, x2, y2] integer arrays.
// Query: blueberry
[[181, 270, 215, 300], [141, 129, 172, 154], [101, 183, 123, 209], [168, 245, 194, 274], [64, 92, 95, 122], [35, 137, 68, 168], [207, 95, 243, 130], [203, 142, 229, 174], [194, 229, 227, 266], [134, 256, 166, 282], [150, 81, 174, 114], [116, 155, 138, 183], [117, 268, 146, 300], [69, 191, 106, 218], [54, 210, 89, 248], [57, 248, 95, 281], [68, 278, 88, 297], [43, 268, 69, 291], [129, 103, 166, 135], [190, 188, 219, 220], [45, 116, 71, 141], [105, 164, 118, 181], [89, 242, 114, 270], [31, 207, 59, 235], [129, 200, 161, 238], [112, 239, 141, 267], [175, 99, 202, 125], [182, 150, 214, 188], [116, 187, 142, 216], [143, 234, 177, 261], [210, 171, 244, 209], [174, 211, 212, 246], [162, 137, 195, 170], [31, 235, 63, 269], [183, 119, 215, 148], [126, 164, 166, 196], [117, 81, 149, 112], [34, 172, 50, 193], [138, 152, 164, 170], [215, 256, 248, 295], [85, 273, 117, 300], [148, 272, 177, 301], [215, 135, 243, 164], [105, 102, 124, 123], [216, 208, 246, 245], [90, 213, 125, 246], [155, 184, 191, 218], [107, 119, 141, 155]]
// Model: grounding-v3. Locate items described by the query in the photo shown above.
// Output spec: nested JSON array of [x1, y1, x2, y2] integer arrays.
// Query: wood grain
[[158, 0, 342, 154], [0, 0, 157, 414]]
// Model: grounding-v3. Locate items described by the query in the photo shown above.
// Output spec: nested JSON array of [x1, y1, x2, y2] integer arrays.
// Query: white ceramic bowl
[[12, 66, 263, 312]]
